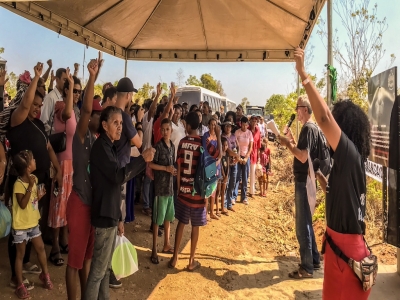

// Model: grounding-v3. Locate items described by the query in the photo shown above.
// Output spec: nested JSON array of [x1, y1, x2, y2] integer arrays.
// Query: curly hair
[[332, 100, 371, 161]]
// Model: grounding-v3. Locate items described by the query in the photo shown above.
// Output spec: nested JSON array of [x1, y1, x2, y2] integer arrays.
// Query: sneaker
[[109, 270, 122, 289]]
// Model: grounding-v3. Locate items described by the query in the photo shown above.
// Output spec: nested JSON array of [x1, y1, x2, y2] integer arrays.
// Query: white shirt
[[171, 120, 186, 161], [40, 87, 62, 134], [259, 122, 266, 138], [142, 111, 154, 151]]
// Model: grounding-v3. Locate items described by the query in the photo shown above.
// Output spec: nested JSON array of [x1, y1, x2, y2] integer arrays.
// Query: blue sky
[[1, 1, 399, 106]]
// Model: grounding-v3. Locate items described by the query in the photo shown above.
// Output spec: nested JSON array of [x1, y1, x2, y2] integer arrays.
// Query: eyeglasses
[[295, 105, 307, 111], [73, 89, 82, 94]]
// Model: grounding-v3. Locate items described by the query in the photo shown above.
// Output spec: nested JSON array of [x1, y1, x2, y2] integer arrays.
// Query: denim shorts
[[12, 225, 41, 244]]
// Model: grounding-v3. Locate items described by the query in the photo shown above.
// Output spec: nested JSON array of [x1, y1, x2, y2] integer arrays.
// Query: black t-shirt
[[153, 139, 175, 197], [293, 122, 318, 182], [7, 117, 51, 175], [114, 111, 137, 167], [326, 132, 366, 234]]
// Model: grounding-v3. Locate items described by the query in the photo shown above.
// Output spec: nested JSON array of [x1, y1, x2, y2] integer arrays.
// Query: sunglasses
[[295, 105, 307, 110], [73, 89, 82, 95]]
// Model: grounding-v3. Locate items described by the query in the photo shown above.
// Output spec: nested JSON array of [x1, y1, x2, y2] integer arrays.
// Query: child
[[217, 137, 230, 216], [259, 143, 271, 197], [149, 118, 176, 264], [169, 111, 220, 271], [12, 150, 53, 298]]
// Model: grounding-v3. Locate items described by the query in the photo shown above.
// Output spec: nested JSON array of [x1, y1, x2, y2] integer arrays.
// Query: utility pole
[[327, 0, 333, 107]]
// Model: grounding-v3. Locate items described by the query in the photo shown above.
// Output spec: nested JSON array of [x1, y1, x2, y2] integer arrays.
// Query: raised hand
[[74, 63, 80, 71], [97, 51, 104, 70], [156, 82, 162, 95], [47, 59, 53, 68], [66, 67, 74, 84], [87, 59, 99, 76], [0, 68, 8, 86], [294, 47, 306, 77], [170, 82, 176, 97], [34, 62, 44, 78], [137, 107, 145, 122]]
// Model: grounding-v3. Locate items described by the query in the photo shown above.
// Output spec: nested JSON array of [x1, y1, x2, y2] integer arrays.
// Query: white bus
[[221, 97, 237, 113], [177, 86, 222, 114]]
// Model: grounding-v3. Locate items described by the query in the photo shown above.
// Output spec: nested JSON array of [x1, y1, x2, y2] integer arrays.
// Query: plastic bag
[[111, 235, 138, 280], [255, 163, 263, 178], [306, 152, 317, 215], [0, 201, 12, 239]]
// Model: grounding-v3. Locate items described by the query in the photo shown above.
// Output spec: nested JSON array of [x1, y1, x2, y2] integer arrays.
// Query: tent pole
[[327, 0, 333, 107], [296, 75, 300, 140], [124, 58, 127, 77]]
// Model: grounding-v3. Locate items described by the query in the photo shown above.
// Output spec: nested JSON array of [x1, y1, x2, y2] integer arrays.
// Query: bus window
[[177, 90, 202, 109]]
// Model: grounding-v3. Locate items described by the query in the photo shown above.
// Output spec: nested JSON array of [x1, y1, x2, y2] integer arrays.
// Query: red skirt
[[323, 226, 371, 300]]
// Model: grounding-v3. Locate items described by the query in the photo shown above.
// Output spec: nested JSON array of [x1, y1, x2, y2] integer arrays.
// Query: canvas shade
[[0, 0, 326, 62]]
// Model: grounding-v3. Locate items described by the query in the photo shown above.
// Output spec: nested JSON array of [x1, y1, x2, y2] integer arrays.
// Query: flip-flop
[[168, 259, 176, 269], [162, 248, 174, 254], [49, 252, 64, 266], [22, 264, 41, 274], [289, 268, 313, 279], [298, 263, 321, 270], [186, 261, 201, 272], [150, 256, 159, 265]]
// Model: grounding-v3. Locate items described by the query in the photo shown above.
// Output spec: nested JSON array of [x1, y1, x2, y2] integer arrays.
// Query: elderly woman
[[280, 48, 372, 299], [6, 63, 62, 289]]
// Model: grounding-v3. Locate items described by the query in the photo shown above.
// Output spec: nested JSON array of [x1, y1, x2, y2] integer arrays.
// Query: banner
[[365, 159, 383, 182]]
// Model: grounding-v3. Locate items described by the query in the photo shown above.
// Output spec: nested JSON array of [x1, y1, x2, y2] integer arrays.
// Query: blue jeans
[[143, 174, 154, 209], [85, 226, 117, 300], [236, 159, 250, 202], [225, 164, 237, 208], [295, 181, 320, 274]]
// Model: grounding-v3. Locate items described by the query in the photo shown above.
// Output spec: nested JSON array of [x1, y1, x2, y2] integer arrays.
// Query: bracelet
[[26, 189, 32, 193], [301, 75, 311, 86], [135, 122, 142, 126]]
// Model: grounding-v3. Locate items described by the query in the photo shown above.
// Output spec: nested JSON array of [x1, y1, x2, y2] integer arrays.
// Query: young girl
[[258, 143, 271, 197], [217, 137, 230, 216], [12, 150, 53, 298]]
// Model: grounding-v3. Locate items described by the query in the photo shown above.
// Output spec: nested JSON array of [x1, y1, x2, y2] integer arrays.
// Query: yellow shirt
[[12, 177, 40, 230]]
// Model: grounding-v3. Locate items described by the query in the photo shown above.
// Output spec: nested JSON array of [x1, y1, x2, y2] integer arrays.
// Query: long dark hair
[[63, 76, 82, 97], [332, 100, 371, 161], [98, 106, 122, 134]]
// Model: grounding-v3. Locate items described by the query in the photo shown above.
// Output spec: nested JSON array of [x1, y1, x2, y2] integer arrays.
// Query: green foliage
[[5, 71, 18, 99], [0, 47, 4, 55], [134, 82, 154, 105], [185, 73, 225, 96], [313, 199, 326, 222], [94, 84, 103, 98]]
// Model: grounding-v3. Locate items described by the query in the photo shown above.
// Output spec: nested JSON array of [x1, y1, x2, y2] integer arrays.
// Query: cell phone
[[53, 182, 59, 197]]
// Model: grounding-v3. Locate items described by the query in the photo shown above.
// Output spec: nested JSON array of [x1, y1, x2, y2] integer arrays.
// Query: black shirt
[[326, 132, 366, 234], [90, 133, 146, 228], [293, 122, 318, 182], [114, 111, 137, 167], [7, 117, 50, 175], [153, 139, 175, 197]]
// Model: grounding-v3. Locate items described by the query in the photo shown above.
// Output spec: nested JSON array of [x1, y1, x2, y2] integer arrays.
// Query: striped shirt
[[177, 135, 219, 208]]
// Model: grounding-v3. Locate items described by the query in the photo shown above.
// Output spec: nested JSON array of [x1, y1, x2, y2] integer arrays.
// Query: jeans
[[143, 174, 154, 209], [85, 226, 117, 300], [295, 181, 320, 274], [225, 164, 237, 208], [236, 159, 250, 202]]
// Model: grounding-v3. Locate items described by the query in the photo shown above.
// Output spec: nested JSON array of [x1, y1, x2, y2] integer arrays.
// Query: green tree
[[186, 75, 202, 86], [94, 83, 103, 98], [0, 47, 4, 55], [185, 73, 226, 96], [265, 94, 285, 114], [134, 82, 154, 105], [5, 71, 18, 99]]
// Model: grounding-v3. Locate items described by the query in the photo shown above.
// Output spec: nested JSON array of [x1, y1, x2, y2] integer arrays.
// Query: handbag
[[49, 111, 67, 153], [322, 232, 378, 291]]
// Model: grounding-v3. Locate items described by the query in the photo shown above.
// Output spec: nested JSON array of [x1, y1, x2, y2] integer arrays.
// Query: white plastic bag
[[111, 235, 139, 280], [255, 163, 263, 178], [306, 152, 317, 215]]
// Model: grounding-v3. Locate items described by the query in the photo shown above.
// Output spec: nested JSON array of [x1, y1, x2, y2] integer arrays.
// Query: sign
[[365, 159, 383, 182]]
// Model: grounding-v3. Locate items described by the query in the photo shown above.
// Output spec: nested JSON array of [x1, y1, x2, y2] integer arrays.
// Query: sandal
[[22, 263, 42, 274], [288, 267, 313, 279], [168, 259, 176, 269], [150, 255, 159, 265], [298, 263, 321, 270], [39, 272, 53, 290], [161, 248, 174, 254], [10, 278, 34, 291], [15, 284, 30, 299], [186, 260, 201, 272], [49, 251, 64, 266], [59, 243, 69, 254]]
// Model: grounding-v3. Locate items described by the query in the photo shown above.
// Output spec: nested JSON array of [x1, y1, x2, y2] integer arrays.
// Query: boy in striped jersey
[[169, 111, 221, 271]]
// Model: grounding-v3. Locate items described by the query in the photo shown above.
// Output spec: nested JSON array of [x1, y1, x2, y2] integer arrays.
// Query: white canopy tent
[[0, 0, 326, 62]]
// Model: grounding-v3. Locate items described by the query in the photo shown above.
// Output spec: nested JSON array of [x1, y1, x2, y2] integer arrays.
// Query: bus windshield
[[177, 90, 201, 108], [247, 108, 262, 116]]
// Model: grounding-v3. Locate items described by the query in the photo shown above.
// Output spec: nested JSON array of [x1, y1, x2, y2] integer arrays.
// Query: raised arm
[[42, 59, 52, 82], [147, 83, 161, 121], [11, 63, 43, 127], [62, 68, 74, 122], [77, 59, 98, 143], [159, 82, 176, 121], [294, 47, 341, 151], [48, 70, 55, 93], [73, 63, 80, 77]]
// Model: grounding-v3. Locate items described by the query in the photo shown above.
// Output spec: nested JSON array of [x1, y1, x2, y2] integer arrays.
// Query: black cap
[[240, 116, 249, 123], [236, 104, 243, 110], [116, 77, 138, 93]]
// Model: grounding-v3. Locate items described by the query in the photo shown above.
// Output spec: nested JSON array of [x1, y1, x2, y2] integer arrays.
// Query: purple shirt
[[222, 133, 237, 151]]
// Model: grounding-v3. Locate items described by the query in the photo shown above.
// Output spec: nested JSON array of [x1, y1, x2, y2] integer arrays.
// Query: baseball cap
[[92, 99, 103, 112], [116, 77, 138, 93], [240, 116, 249, 123], [236, 104, 243, 110]]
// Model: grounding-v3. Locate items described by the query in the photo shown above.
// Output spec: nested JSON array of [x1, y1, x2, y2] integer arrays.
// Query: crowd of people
[[0, 46, 374, 300]]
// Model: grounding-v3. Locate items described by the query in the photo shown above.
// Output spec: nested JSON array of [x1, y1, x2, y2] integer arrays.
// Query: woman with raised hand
[[6, 63, 62, 290], [48, 68, 77, 266], [65, 58, 102, 300], [280, 47, 372, 299]]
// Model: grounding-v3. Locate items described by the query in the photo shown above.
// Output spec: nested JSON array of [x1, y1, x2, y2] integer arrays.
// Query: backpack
[[192, 134, 218, 198], [309, 123, 332, 177]]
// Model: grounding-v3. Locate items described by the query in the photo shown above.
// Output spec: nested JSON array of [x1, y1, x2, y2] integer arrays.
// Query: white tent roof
[[1, 0, 325, 62]]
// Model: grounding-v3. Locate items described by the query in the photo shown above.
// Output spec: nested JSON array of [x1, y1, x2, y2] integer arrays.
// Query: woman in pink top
[[48, 69, 78, 266], [234, 116, 253, 205]]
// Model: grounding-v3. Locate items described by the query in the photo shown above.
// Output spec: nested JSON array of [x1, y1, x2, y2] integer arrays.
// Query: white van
[[177, 86, 222, 114]]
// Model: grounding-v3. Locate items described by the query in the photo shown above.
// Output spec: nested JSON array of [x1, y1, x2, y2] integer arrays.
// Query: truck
[[246, 106, 264, 116]]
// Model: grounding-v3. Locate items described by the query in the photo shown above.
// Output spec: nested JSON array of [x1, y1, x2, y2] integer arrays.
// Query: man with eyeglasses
[[279, 95, 321, 279]]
